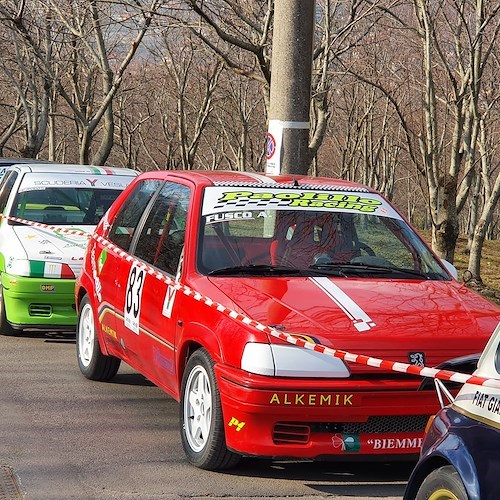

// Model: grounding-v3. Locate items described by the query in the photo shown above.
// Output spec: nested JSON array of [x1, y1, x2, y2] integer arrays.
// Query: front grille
[[341, 415, 429, 434], [273, 415, 429, 445], [29, 304, 52, 317]]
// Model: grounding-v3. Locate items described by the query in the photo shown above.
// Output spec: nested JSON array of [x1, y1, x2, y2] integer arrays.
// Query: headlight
[[241, 343, 350, 378], [8, 259, 31, 277]]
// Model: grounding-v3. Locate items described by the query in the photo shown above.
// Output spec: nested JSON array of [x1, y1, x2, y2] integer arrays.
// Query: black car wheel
[[416, 465, 467, 500], [0, 283, 16, 336]]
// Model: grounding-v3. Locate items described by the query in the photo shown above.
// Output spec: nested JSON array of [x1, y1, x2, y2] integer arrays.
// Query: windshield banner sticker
[[18, 173, 132, 192], [202, 187, 401, 219]]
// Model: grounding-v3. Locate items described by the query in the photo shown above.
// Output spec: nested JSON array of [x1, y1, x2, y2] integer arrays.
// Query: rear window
[[10, 173, 132, 225], [11, 187, 122, 225]]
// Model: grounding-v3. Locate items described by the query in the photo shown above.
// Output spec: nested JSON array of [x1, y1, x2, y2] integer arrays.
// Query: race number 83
[[124, 262, 145, 335]]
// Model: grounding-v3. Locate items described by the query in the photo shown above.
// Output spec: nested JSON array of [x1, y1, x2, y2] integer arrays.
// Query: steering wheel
[[356, 242, 375, 256]]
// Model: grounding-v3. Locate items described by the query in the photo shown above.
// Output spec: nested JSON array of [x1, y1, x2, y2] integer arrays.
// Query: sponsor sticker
[[332, 434, 360, 453], [40, 284, 55, 292], [269, 392, 355, 407], [366, 436, 423, 451], [162, 285, 177, 318], [228, 417, 246, 432], [97, 249, 107, 274], [202, 187, 400, 218], [457, 389, 500, 425]]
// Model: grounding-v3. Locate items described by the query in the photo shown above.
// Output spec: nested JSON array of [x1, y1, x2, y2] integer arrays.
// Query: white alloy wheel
[[78, 301, 95, 367], [179, 348, 240, 470], [77, 294, 120, 380], [183, 364, 213, 452]]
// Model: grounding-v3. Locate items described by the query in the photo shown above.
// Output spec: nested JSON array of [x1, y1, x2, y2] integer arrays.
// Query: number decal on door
[[124, 262, 145, 335]]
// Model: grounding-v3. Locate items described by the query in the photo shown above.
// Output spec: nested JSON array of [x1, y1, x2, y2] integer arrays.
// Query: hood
[[208, 276, 500, 370], [13, 225, 93, 277]]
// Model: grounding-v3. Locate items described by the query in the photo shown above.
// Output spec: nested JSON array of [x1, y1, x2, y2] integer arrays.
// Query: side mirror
[[441, 259, 458, 280]]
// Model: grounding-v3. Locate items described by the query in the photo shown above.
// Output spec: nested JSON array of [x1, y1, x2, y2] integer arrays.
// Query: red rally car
[[75, 170, 500, 470]]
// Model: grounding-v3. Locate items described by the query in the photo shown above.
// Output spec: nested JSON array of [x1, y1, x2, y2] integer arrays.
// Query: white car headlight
[[241, 343, 350, 378], [8, 259, 31, 277]]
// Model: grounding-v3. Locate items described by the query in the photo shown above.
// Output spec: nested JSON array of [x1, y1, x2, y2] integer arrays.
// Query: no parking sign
[[265, 120, 283, 175], [266, 133, 276, 161]]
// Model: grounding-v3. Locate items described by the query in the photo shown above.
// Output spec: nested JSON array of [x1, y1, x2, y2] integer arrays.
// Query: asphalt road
[[0, 330, 415, 500]]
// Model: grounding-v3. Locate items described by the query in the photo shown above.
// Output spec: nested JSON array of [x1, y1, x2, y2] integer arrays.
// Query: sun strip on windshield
[[202, 186, 402, 219]]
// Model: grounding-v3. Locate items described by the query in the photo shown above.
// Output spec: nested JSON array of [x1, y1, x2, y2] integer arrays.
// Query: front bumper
[[2, 273, 77, 329], [216, 363, 442, 459]]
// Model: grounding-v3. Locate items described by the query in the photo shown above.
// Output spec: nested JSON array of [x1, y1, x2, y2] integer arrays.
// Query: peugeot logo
[[408, 352, 426, 367]]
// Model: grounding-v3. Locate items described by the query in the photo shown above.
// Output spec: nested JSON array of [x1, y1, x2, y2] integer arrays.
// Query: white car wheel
[[184, 364, 212, 452], [76, 294, 120, 380], [180, 348, 240, 470], [78, 301, 95, 367]]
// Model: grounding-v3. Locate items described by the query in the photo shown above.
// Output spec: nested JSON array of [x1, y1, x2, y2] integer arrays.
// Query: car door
[[100, 178, 163, 360], [127, 181, 191, 392]]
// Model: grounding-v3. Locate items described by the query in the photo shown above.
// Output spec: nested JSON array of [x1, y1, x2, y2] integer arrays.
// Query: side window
[[108, 179, 162, 251], [0, 171, 18, 214], [134, 182, 190, 276]]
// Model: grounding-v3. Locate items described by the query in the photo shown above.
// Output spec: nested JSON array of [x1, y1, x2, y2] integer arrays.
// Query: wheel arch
[[176, 322, 223, 400], [404, 437, 481, 500]]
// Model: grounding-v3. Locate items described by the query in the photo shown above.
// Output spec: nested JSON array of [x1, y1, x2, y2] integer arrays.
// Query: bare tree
[[0, 99, 23, 156], [168, 0, 383, 172], [211, 74, 266, 171], [341, 0, 500, 262], [467, 61, 500, 282], [0, 0, 164, 165], [0, 7, 54, 158]]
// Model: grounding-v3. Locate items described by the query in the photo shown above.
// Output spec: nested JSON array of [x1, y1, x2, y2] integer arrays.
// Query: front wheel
[[415, 465, 467, 500], [0, 283, 16, 336], [180, 348, 240, 470], [77, 294, 120, 380]]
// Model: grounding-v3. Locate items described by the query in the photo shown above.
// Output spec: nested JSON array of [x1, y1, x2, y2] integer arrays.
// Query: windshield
[[197, 185, 450, 281]]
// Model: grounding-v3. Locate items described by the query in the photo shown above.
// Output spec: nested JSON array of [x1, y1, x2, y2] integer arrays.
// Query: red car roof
[[136, 169, 373, 192]]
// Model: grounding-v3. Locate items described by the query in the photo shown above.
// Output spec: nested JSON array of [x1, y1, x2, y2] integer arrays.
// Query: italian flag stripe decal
[[29, 261, 46, 276], [89, 166, 114, 175], [29, 261, 74, 278]]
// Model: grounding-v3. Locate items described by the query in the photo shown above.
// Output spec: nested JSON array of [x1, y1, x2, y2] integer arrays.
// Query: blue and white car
[[404, 322, 500, 500]]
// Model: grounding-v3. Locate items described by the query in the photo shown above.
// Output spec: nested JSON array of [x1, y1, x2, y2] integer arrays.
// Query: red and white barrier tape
[[3, 213, 499, 389], [2, 214, 90, 237]]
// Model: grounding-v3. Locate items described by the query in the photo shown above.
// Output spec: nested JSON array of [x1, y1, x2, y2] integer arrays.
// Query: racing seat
[[270, 212, 355, 267]]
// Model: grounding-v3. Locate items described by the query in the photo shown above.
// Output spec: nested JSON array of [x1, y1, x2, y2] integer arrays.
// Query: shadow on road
[[222, 458, 414, 497]]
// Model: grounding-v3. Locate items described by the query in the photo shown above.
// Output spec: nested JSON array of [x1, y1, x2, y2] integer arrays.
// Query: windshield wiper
[[208, 264, 303, 276], [309, 262, 392, 274], [309, 262, 430, 279]]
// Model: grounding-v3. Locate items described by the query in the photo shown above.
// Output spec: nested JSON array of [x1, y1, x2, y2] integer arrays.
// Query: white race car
[[0, 163, 137, 334]]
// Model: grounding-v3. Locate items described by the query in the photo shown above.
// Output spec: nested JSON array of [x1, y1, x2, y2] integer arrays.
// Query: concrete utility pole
[[266, 0, 315, 176]]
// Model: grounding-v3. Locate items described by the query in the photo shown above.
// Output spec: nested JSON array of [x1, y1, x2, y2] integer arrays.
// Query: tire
[[415, 465, 468, 500], [180, 348, 240, 470], [77, 294, 120, 381], [0, 283, 16, 336]]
